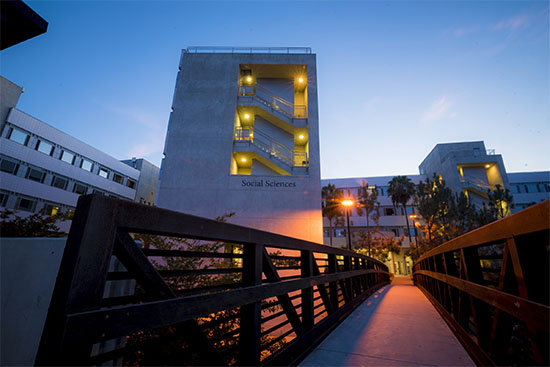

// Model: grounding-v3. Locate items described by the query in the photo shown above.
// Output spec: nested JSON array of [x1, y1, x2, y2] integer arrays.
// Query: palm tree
[[321, 184, 343, 247], [387, 176, 416, 247], [357, 181, 380, 256]]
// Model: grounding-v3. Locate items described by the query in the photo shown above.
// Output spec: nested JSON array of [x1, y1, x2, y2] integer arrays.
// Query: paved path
[[300, 276, 475, 366]]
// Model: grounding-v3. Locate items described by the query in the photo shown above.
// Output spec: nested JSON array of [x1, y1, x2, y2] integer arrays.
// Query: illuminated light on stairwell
[[241, 157, 247, 163], [299, 135, 304, 140], [246, 76, 252, 83], [244, 113, 250, 119], [298, 77, 304, 83]]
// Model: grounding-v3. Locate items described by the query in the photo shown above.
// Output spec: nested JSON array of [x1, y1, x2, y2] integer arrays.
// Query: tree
[[387, 176, 416, 246], [0, 209, 69, 237], [413, 175, 454, 249], [356, 181, 380, 256], [487, 184, 514, 219], [321, 184, 343, 247]]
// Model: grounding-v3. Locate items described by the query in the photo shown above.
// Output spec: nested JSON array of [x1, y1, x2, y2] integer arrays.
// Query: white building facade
[[0, 76, 156, 219], [157, 47, 322, 243]]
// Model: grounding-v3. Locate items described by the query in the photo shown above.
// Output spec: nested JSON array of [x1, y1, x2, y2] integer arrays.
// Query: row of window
[[511, 183, 550, 194], [5, 125, 136, 189], [0, 155, 130, 200], [323, 227, 416, 238], [0, 189, 75, 216]]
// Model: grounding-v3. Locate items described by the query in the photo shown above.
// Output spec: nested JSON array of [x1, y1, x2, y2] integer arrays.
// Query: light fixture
[[249, 133, 253, 137], [299, 134, 304, 140], [341, 199, 354, 207], [244, 113, 250, 119], [246, 76, 252, 83], [241, 157, 247, 163], [485, 164, 491, 168], [298, 77, 304, 83]]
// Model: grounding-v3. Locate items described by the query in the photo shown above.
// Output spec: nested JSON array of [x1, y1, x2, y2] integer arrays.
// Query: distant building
[[322, 141, 549, 275], [157, 47, 322, 243], [419, 141, 510, 208], [121, 158, 160, 206], [0, 76, 158, 219]]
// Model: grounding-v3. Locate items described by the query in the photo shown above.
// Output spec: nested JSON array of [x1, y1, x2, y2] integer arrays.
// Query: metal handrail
[[185, 46, 312, 54], [412, 201, 549, 366], [36, 195, 389, 366], [239, 84, 309, 119], [459, 175, 492, 190], [234, 127, 308, 168]]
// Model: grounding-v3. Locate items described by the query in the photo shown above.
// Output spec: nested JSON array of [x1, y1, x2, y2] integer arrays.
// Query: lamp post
[[341, 199, 355, 250], [409, 214, 420, 259]]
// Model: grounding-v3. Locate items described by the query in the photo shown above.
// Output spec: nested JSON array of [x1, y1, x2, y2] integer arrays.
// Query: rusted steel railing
[[413, 200, 549, 366], [35, 195, 389, 366]]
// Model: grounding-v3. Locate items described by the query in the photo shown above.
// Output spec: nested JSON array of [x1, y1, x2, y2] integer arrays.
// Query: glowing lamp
[[241, 157, 247, 163], [246, 76, 252, 83], [409, 214, 417, 220], [244, 113, 250, 119], [341, 199, 354, 207], [485, 164, 491, 168], [299, 134, 304, 140], [298, 77, 304, 83]]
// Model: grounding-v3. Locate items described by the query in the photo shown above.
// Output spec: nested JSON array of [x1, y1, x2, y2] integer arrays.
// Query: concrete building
[[419, 141, 510, 208], [157, 47, 322, 243], [321, 141, 549, 275], [121, 158, 160, 206], [0, 76, 158, 219]]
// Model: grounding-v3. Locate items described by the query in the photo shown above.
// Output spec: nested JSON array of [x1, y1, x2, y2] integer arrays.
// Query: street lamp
[[409, 214, 420, 258], [341, 199, 355, 250]]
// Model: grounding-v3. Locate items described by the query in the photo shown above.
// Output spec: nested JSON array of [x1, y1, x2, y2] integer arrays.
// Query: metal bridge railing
[[185, 46, 312, 54], [35, 195, 389, 366], [413, 200, 549, 366]]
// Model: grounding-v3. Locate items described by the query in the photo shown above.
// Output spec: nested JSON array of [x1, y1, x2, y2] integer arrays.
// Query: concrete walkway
[[300, 276, 475, 366]]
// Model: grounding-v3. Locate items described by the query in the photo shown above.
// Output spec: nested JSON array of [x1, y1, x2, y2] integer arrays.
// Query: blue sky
[[2, 1, 548, 178]]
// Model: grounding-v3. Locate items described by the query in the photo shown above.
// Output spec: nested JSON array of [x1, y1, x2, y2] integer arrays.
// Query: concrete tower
[[157, 47, 322, 243]]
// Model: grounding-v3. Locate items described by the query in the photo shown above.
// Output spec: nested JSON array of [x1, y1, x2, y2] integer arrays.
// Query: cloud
[[109, 106, 167, 162], [452, 26, 479, 38], [492, 15, 530, 31], [361, 96, 381, 113], [421, 96, 456, 123]]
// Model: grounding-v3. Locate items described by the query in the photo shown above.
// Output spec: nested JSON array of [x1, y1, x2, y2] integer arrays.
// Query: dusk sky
[[2, 1, 548, 179]]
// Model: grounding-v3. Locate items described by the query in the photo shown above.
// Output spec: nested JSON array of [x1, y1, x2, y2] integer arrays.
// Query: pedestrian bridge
[[35, 197, 549, 366]]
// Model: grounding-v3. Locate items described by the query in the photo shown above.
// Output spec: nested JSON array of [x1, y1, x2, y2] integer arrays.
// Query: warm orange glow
[[246, 76, 252, 83], [244, 113, 250, 119], [241, 157, 247, 163], [299, 134, 304, 140], [485, 164, 491, 168], [409, 214, 417, 220], [341, 199, 355, 207], [298, 77, 304, 83]]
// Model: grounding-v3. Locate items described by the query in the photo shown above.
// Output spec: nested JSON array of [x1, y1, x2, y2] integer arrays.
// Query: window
[[384, 208, 395, 216], [0, 192, 8, 206], [514, 185, 522, 194], [126, 178, 136, 189], [391, 229, 399, 237], [323, 228, 330, 237], [93, 189, 105, 195], [60, 150, 75, 164], [113, 173, 123, 184], [16, 197, 36, 212], [80, 158, 93, 172], [51, 176, 69, 190], [7, 127, 30, 145], [0, 158, 19, 175], [98, 167, 109, 179], [35, 140, 54, 156], [26, 167, 46, 183], [44, 204, 60, 216], [335, 229, 346, 237], [68, 209, 75, 219], [73, 182, 88, 195]]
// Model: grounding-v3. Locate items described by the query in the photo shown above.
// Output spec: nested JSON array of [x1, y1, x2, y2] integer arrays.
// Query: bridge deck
[[300, 276, 475, 366]]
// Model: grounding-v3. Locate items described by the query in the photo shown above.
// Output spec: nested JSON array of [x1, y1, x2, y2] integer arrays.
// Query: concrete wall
[[0, 76, 23, 133], [157, 51, 322, 243], [121, 158, 160, 205], [1, 238, 66, 366]]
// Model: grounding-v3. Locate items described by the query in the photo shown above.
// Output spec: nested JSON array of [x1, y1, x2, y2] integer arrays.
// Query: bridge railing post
[[239, 243, 263, 366], [301, 250, 314, 331]]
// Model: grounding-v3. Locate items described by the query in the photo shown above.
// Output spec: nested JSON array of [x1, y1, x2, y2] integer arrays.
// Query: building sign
[[241, 179, 296, 188]]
